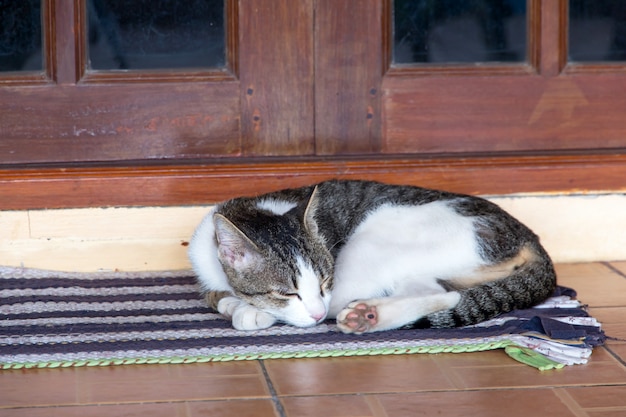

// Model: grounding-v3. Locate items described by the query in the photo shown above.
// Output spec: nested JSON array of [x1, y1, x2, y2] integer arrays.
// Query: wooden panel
[[382, 73, 626, 154], [381, 0, 625, 156], [538, 0, 567, 77], [238, 0, 315, 156], [53, 0, 81, 84], [2, 154, 626, 210], [314, 0, 383, 154], [0, 82, 241, 164], [0, 0, 243, 165]]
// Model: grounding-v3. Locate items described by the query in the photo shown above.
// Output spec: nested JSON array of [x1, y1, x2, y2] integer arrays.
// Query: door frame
[[2, 0, 626, 210]]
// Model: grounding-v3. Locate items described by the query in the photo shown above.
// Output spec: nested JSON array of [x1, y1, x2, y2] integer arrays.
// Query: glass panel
[[569, 0, 626, 62], [0, 0, 43, 72], [393, 0, 527, 64], [88, 0, 225, 70]]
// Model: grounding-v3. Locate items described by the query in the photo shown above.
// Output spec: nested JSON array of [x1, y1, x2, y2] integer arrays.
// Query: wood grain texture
[[2, 0, 626, 212], [238, 0, 315, 156], [381, 0, 626, 156], [0, 82, 241, 164], [0, 0, 243, 165], [382, 73, 626, 154], [53, 0, 80, 84], [2, 154, 626, 210], [315, 0, 383, 154], [539, 0, 567, 77]]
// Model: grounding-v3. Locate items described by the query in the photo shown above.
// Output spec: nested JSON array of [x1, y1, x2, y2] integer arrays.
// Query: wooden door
[[313, 0, 626, 194], [1, 0, 626, 210]]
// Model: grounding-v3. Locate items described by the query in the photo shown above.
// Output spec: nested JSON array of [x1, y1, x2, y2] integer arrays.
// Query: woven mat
[[0, 267, 606, 371]]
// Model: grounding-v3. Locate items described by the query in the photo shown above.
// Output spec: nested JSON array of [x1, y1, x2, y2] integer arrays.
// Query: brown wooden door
[[0, 0, 314, 164], [313, 0, 626, 193], [2, 0, 626, 210], [382, 0, 626, 156]]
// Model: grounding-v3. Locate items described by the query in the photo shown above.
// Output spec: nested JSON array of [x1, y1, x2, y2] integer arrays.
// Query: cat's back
[[315, 179, 452, 207], [310, 180, 460, 248], [310, 180, 538, 261]]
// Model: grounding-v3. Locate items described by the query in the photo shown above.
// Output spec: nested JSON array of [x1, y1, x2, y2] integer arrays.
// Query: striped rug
[[0, 267, 605, 371]]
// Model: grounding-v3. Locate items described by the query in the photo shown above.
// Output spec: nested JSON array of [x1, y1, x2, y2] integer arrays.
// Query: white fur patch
[[187, 208, 232, 293], [328, 200, 484, 316], [336, 292, 462, 333], [295, 257, 329, 320], [269, 256, 330, 327], [256, 199, 297, 215], [218, 296, 276, 331]]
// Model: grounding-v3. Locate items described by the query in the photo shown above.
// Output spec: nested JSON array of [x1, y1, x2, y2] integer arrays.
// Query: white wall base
[[1, 193, 625, 272]]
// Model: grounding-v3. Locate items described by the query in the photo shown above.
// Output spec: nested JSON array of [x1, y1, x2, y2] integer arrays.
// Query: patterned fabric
[[0, 267, 605, 370]]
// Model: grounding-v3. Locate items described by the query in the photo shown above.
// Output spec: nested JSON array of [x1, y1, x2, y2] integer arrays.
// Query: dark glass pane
[[0, 0, 42, 72], [393, 0, 527, 64], [569, 0, 626, 62], [88, 0, 225, 70]]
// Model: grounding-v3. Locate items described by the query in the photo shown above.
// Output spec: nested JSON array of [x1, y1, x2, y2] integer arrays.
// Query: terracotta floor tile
[[281, 395, 375, 417], [564, 385, 626, 409], [450, 347, 626, 389], [582, 346, 623, 362], [606, 344, 626, 363], [0, 400, 279, 417], [555, 263, 626, 307], [0, 363, 268, 407], [264, 355, 455, 396], [186, 399, 279, 417], [429, 349, 526, 368], [0, 402, 189, 417], [587, 411, 626, 417], [374, 389, 578, 417], [3, 261, 626, 415], [173, 360, 266, 376], [0, 368, 79, 407], [74, 363, 270, 404], [589, 307, 626, 341]]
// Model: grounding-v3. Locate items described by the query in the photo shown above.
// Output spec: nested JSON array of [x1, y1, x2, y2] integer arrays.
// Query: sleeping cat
[[188, 180, 556, 334]]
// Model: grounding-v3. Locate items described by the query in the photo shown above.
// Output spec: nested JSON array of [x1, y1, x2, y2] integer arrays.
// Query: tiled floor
[[1, 262, 625, 417]]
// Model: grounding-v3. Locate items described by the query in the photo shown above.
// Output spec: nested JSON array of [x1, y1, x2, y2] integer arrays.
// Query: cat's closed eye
[[272, 291, 302, 300]]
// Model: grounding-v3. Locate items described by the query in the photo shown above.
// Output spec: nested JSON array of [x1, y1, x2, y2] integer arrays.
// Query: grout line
[[602, 262, 626, 279], [364, 395, 390, 417], [180, 402, 192, 417], [429, 355, 468, 389], [604, 345, 626, 368], [259, 360, 287, 417], [552, 388, 590, 417]]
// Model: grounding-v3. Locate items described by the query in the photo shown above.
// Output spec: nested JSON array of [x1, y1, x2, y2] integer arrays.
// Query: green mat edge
[[3, 339, 558, 370]]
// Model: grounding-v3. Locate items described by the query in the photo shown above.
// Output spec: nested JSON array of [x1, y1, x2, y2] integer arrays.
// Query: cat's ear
[[213, 214, 262, 271], [303, 185, 320, 236]]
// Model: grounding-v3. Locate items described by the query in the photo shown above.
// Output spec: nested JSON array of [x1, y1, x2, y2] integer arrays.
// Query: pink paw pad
[[342, 303, 378, 333]]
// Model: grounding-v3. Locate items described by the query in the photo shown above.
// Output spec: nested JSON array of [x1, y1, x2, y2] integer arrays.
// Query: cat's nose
[[310, 312, 325, 322]]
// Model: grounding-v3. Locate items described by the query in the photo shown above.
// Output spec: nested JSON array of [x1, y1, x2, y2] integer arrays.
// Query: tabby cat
[[188, 180, 556, 334]]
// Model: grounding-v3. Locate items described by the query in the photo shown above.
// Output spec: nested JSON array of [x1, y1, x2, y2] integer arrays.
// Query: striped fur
[[189, 180, 557, 333]]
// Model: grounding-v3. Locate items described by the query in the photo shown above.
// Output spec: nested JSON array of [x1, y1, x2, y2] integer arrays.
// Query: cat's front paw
[[232, 306, 276, 331], [217, 296, 276, 331], [336, 302, 379, 334]]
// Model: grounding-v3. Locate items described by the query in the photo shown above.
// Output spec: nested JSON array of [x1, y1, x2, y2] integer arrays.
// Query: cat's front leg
[[336, 292, 461, 334], [217, 296, 277, 331]]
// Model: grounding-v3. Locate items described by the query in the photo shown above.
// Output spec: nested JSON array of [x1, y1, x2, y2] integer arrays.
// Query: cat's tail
[[410, 243, 557, 329]]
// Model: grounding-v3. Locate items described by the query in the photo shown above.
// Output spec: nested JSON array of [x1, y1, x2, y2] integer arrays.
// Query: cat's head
[[214, 187, 334, 327]]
